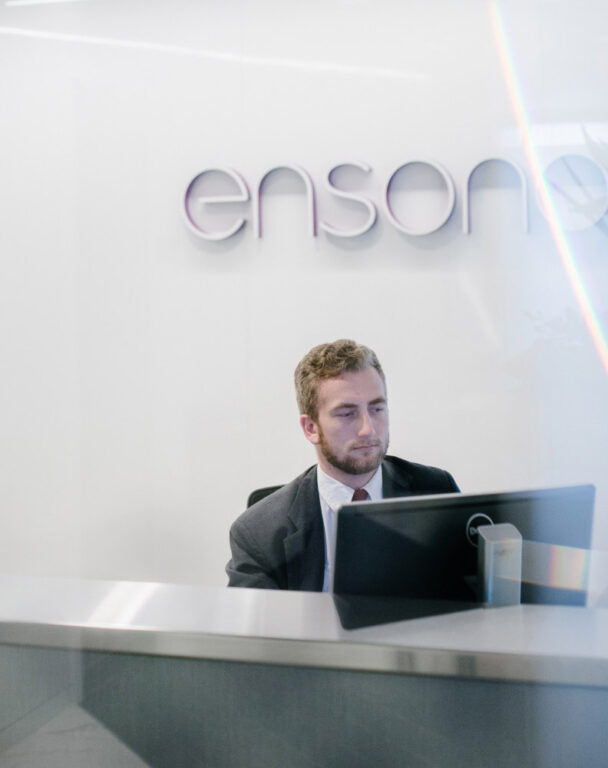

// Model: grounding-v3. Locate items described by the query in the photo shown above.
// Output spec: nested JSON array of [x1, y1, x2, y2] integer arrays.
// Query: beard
[[318, 428, 389, 476]]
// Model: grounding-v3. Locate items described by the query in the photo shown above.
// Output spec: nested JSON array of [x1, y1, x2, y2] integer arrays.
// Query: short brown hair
[[294, 339, 385, 420]]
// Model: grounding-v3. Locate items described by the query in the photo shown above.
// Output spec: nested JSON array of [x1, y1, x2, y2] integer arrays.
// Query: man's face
[[300, 366, 389, 482]]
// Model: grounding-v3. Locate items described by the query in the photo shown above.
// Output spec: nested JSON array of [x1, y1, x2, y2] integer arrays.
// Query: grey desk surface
[[0, 575, 607, 687]]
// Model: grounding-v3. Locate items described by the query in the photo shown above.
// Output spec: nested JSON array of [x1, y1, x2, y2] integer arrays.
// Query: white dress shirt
[[316, 465, 383, 592]]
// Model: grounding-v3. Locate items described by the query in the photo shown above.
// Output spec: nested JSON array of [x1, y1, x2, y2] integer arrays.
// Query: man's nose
[[358, 412, 375, 437]]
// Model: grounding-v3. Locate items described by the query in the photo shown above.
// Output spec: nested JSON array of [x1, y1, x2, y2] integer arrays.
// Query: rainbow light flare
[[522, 540, 591, 592], [548, 543, 591, 591], [488, 1, 608, 376]]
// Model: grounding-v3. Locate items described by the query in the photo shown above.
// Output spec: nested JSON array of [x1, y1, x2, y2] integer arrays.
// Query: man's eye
[[337, 411, 355, 418], [371, 406, 385, 413]]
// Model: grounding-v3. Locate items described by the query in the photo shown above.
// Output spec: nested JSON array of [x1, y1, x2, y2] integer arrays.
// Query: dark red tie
[[352, 488, 369, 502]]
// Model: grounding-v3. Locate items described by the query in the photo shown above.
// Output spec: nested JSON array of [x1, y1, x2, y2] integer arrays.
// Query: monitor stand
[[477, 523, 522, 606]]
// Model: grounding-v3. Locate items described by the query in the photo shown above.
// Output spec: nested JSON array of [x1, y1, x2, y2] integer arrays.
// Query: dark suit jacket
[[226, 455, 459, 591]]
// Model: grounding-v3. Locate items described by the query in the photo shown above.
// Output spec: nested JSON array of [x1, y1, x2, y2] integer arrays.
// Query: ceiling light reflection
[[6, 0, 91, 6], [86, 582, 162, 627], [0, 24, 428, 81]]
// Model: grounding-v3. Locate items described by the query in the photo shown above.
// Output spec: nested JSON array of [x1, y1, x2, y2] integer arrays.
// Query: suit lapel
[[382, 459, 413, 498], [283, 467, 324, 591]]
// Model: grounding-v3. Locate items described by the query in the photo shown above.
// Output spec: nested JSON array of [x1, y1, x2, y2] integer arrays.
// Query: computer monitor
[[333, 484, 595, 611]]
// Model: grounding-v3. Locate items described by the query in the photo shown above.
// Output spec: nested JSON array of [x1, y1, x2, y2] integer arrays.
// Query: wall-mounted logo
[[183, 154, 608, 241]]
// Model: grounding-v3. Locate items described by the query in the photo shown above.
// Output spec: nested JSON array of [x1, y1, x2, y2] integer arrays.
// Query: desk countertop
[[0, 576, 607, 687]]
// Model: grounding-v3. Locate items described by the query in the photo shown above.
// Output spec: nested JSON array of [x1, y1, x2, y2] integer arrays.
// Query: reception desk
[[1, 576, 607, 767]]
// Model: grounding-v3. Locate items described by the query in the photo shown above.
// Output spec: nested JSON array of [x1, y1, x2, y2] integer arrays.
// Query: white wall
[[0, 0, 607, 592]]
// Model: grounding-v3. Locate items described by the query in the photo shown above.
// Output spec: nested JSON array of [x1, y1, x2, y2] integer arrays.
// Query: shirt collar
[[317, 464, 383, 511]]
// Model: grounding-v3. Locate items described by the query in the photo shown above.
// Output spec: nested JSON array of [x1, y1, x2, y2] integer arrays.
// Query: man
[[226, 339, 458, 591]]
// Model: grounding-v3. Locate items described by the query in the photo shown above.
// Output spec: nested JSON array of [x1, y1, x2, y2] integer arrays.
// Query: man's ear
[[299, 414, 320, 445]]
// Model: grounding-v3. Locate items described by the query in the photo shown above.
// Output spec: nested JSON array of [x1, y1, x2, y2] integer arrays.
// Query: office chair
[[247, 485, 283, 507]]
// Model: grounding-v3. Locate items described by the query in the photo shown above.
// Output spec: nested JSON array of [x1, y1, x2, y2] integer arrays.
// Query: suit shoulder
[[384, 455, 459, 492], [230, 465, 316, 533]]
